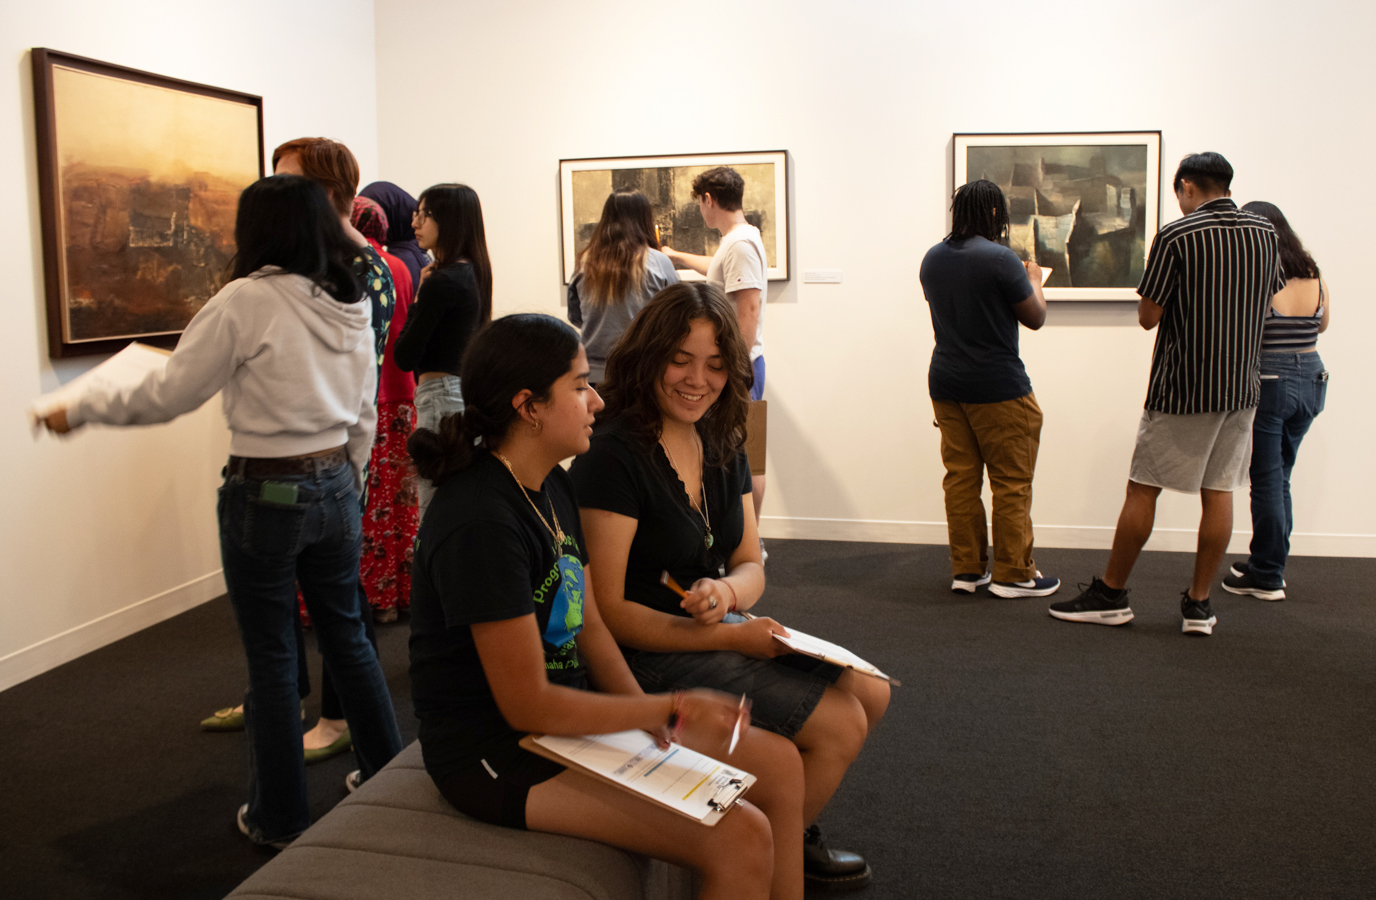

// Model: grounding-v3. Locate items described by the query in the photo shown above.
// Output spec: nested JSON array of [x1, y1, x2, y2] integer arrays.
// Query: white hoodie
[[71, 268, 377, 490]]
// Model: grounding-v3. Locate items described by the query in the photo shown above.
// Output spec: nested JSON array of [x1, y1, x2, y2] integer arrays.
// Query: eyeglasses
[[413, 208, 432, 222]]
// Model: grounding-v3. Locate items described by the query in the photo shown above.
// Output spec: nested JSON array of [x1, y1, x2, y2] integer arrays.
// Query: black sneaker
[[1221, 570, 1285, 601], [803, 824, 872, 891], [951, 572, 991, 593], [1048, 578, 1133, 625], [1228, 561, 1286, 589], [1181, 593, 1217, 635], [237, 804, 291, 850]]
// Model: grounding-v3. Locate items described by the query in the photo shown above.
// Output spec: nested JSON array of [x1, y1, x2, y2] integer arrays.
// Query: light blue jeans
[[413, 374, 464, 520]]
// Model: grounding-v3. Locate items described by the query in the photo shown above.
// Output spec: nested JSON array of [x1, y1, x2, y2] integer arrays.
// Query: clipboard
[[748, 615, 900, 686], [519, 731, 754, 825]]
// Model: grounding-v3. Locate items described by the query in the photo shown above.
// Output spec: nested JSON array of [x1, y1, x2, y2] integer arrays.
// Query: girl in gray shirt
[[570, 189, 678, 383]]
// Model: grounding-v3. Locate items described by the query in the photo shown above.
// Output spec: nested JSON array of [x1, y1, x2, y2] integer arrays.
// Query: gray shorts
[[1128, 408, 1256, 493], [626, 631, 842, 739]]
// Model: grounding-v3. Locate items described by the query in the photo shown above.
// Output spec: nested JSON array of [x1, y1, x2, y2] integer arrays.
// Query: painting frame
[[31, 48, 265, 358], [952, 132, 1162, 301], [558, 150, 790, 285]]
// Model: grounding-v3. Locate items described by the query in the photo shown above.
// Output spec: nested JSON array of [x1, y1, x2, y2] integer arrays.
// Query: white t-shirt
[[706, 223, 767, 361]]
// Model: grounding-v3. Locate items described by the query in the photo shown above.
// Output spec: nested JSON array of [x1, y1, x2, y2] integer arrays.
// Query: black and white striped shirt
[[1138, 198, 1285, 414]]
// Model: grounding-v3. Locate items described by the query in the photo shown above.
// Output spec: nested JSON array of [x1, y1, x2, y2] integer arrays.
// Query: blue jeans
[[219, 460, 403, 844], [1246, 351, 1328, 586], [413, 374, 464, 520]]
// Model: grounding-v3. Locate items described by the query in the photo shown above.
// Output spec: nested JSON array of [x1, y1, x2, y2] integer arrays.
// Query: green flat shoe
[[303, 728, 352, 765], [200, 700, 305, 732], [200, 706, 244, 732]]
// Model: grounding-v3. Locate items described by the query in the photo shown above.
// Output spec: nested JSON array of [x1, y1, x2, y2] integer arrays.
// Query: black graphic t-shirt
[[408, 453, 588, 783], [569, 415, 753, 618]]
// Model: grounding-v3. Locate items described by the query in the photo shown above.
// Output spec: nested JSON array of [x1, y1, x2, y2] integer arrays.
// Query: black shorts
[[434, 738, 566, 830]]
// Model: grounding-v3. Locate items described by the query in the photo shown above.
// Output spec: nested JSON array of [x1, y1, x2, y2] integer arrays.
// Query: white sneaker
[[345, 770, 363, 793], [237, 804, 291, 850]]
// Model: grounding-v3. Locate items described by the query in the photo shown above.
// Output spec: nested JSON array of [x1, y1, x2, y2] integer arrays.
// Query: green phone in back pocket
[[260, 481, 300, 505]]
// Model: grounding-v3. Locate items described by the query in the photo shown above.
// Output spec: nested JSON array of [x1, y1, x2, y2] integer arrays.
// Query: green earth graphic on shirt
[[534, 553, 584, 653]]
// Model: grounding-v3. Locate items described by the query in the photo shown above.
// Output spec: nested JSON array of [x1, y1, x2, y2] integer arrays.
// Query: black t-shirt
[[920, 236, 1034, 404], [392, 263, 482, 376], [408, 453, 589, 782], [568, 416, 753, 618]]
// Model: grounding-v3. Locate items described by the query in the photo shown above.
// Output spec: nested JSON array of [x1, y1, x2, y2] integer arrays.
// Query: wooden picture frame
[[559, 150, 790, 284], [32, 48, 264, 358], [952, 132, 1162, 301]]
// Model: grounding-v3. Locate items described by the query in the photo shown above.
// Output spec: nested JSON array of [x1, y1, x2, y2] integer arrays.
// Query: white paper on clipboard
[[525, 731, 755, 825], [771, 626, 899, 685], [29, 342, 172, 432]]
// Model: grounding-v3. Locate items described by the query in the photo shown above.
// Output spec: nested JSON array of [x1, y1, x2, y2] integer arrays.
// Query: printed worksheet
[[527, 730, 755, 825]]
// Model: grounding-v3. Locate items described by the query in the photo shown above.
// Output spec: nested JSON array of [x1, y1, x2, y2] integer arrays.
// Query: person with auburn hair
[[42, 175, 403, 848], [1221, 202, 1331, 601], [392, 183, 493, 520], [406, 313, 806, 900], [568, 189, 678, 384], [569, 283, 885, 891]]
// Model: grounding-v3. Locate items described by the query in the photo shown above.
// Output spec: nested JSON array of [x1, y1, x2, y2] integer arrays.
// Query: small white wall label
[[802, 270, 843, 284]]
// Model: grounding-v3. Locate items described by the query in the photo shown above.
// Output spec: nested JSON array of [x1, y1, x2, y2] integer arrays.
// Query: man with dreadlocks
[[920, 179, 1059, 599]]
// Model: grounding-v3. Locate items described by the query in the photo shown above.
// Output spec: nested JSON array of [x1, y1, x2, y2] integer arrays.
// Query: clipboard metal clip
[[706, 777, 748, 813]]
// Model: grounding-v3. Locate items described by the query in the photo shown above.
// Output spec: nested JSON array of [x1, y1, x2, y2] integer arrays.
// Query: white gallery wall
[[375, 0, 1374, 557], [1, 0, 380, 690]]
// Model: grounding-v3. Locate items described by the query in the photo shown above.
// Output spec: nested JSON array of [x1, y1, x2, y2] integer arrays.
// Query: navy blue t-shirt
[[920, 236, 1034, 404]]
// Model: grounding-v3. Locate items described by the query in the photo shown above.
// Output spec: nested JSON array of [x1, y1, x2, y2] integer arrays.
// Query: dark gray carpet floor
[[0, 539, 1372, 899]]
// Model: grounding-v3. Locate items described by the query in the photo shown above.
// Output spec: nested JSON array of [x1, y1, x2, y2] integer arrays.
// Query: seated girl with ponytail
[[405, 313, 808, 900]]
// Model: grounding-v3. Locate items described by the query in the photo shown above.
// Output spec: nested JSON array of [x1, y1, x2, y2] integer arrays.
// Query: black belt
[[227, 447, 348, 479]]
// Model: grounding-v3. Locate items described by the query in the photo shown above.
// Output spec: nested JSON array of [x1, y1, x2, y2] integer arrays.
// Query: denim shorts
[[627, 638, 842, 739]]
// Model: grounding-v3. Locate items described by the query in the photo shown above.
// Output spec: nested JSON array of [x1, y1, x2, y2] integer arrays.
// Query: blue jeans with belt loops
[[1246, 351, 1328, 588], [218, 459, 403, 844]]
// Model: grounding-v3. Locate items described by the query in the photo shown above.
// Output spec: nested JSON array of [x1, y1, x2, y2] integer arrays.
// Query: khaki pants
[[932, 393, 1043, 583]]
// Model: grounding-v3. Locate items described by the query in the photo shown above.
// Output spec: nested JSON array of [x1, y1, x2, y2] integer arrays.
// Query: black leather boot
[[803, 824, 872, 891]]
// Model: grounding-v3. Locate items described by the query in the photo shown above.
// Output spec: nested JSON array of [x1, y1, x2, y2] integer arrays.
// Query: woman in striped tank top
[[1223, 202, 1330, 601]]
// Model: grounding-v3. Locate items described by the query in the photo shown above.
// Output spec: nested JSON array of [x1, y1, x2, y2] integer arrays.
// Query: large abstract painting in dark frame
[[558, 151, 790, 285], [32, 48, 264, 358], [953, 132, 1161, 301]]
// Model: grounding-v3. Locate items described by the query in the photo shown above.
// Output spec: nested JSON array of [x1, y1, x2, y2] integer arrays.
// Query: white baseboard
[[0, 570, 226, 693], [758, 516, 1376, 558]]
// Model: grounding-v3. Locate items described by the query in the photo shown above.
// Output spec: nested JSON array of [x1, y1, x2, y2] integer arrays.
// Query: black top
[[568, 416, 753, 618], [920, 236, 1034, 404], [1138, 198, 1285, 414], [392, 263, 482, 375], [408, 453, 589, 782]]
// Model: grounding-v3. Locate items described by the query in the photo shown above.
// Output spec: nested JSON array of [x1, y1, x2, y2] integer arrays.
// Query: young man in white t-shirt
[[663, 166, 769, 519]]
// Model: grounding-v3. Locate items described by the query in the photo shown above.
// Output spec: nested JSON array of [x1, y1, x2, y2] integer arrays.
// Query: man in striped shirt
[[1050, 152, 1285, 636]]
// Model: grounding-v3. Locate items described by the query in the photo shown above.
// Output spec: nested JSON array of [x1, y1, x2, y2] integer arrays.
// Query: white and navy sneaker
[[1049, 578, 1133, 625], [345, 770, 363, 794], [1222, 570, 1285, 601], [1181, 593, 1217, 635], [951, 572, 992, 593], [990, 571, 1061, 598]]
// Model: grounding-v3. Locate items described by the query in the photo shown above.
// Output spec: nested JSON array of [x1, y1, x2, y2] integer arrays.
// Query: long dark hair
[[576, 190, 659, 308], [407, 314, 581, 485], [946, 179, 1010, 244], [1241, 201, 1320, 280], [419, 183, 493, 323], [599, 283, 752, 468], [230, 175, 361, 303]]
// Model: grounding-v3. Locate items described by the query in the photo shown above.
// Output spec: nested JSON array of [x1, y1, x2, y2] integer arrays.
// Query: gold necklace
[[659, 433, 713, 550], [494, 452, 566, 548]]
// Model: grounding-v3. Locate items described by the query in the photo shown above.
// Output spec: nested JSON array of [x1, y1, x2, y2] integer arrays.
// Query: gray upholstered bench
[[228, 741, 696, 900]]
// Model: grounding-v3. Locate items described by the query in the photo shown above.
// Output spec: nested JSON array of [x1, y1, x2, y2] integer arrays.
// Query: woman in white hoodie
[[43, 175, 404, 848]]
